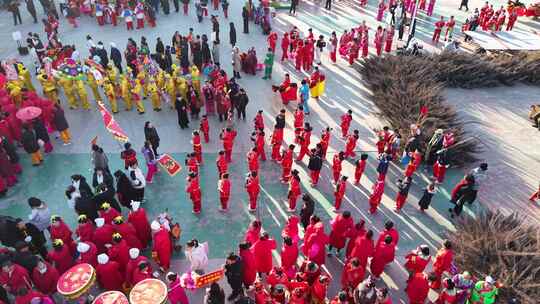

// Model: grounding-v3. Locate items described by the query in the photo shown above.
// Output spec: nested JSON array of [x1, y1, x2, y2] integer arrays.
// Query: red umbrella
[[16, 106, 42, 121]]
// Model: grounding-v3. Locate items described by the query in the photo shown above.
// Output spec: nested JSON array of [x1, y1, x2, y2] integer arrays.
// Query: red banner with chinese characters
[[195, 269, 224, 288], [157, 154, 182, 177]]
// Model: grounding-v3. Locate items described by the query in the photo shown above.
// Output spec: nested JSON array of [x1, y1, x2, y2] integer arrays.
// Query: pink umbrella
[[16, 106, 42, 121]]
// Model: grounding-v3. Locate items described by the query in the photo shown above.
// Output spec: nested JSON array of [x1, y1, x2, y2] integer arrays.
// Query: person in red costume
[[332, 151, 345, 184], [368, 179, 385, 214], [281, 32, 290, 61], [76, 241, 98, 266], [49, 215, 75, 255], [374, 26, 385, 56], [328, 211, 354, 256], [0, 259, 31, 295], [271, 125, 284, 161], [107, 233, 130, 273], [341, 258, 365, 291], [186, 172, 202, 214], [354, 154, 368, 185], [319, 127, 331, 159], [132, 261, 152, 285], [360, 28, 369, 58], [267, 32, 278, 53], [253, 281, 271, 303], [404, 245, 431, 275], [32, 259, 59, 295], [377, 220, 399, 247], [125, 248, 148, 287], [244, 220, 262, 246], [433, 16, 445, 44], [96, 253, 124, 291], [334, 175, 348, 211], [218, 173, 231, 211], [48, 239, 74, 275], [75, 215, 95, 243], [437, 278, 458, 304], [385, 25, 395, 53], [432, 240, 454, 289], [280, 236, 298, 278], [127, 201, 151, 248], [200, 115, 210, 143], [293, 107, 304, 141], [216, 150, 228, 175], [238, 242, 257, 288], [280, 144, 295, 183], [220, 127, 237, 163], [252, 232, 276, 275], [348, 38, 360, 65], [112, 216, 142, 249], [287, 170, 302, 212], [349, 230, 374, 267], [92, 217, 114, 253], [295, 123, 312, 161], [192, 130, 203, 164], [345, 220, 366, 259], [369, 235, 396, 278], [245, 171, 260, 212], [407, 272, 437, 304], [311, 275, 330, 303], [185, 153, 199, 174], [98, 202, 120, 225], [340, 110, 353, 138], [304, 39, 314, 70], [295, 40, 304, 70], [151, 221, 172, 271], [253, 110, 264, 130], [330, 291, 348, 304], [304, 222, 328, 265], [344, 130, 359, 158], [506, 9, 517, 31]]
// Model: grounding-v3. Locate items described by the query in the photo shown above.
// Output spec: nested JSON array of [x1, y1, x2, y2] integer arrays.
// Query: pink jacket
[[168, 278, 189, 304]]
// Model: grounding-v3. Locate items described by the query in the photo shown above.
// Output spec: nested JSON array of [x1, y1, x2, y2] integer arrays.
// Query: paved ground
[[0, 0, 538, 302]]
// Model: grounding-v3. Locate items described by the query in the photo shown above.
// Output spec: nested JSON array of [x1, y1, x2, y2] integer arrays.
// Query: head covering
[[97, 253, 109, 265], [131, 201, 141, 211], [52, 239, 64, 248], [151, 221, 161, 231], [101, 202, 111, 210], [77, 214, 87, 223], [50, 215, 61, 223], [129, 248, 140, 259], [77, 242, 90, 253], [95, 218, 105, 227], [485, 276, 495, 285], [110, 42, 116, 48], [113, 216, 124, 224]]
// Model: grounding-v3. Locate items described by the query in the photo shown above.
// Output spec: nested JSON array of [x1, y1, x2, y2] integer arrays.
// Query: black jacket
[[144, 127, 160, 148], [308, 155, 323, 171], [110, 47, 122, 65], [1, 137, 19, 163], [21, 129, 39, 153], [155, 40, 165, 54], [95, 47, 109, 67], [224, 256, 243, 286], [13, 251, 38, 273], [236, 93, 248, 109], [32, 119, 49, 142], [229, 25, 237, 46], [275, 115, 285, 129], [52, 107, 69, 131], [74, 196, 99, 221]]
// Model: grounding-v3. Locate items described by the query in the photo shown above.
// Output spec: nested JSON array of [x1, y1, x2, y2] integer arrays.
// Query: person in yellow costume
[[103, 79, 118, 113], [156, 70, 165, 90], [106, 63, 118, 84], [165, 73, 177, 109], [75, 79, 91, 110], [136, 69, 148, 99], [176, 76, 188, 100], [6, 82, 23, 107], [17, 63, 35, 91], [86, 70, 102, 102], [147, 78, 161, 111], [37, 72, 59, 103], [120, 75, 133, 111], [57, 77, 77, 109], [190, 65, 201, 94], [131, 79, 145, 114]]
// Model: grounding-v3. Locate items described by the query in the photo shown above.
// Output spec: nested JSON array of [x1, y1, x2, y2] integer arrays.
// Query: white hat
[[97, 253, 109, 265], [131, 201, 141, 212], [151, 221, 161, 231], [129, 248, 140, 259], [95, 218, 105, 227], [77, 242, 90, 253], [485, 276, 495, 285]]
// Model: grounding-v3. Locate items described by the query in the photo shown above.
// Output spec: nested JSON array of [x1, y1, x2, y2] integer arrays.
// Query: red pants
[[310, 170, 320, 185], [194, 150, 202, 164], [281, 48, 288, 61], [183, 3, 188, 14], [137, 18, 144, 29], [213, 0, 219, 9], [220, 195, 229, 209], [361, 45, 368, 57], [354, 170, 364, 184], [126, 21, 133, 30], [192, 198, 201, 213], [344, 148, 356, 158], [148, 19, 156, 27], [203, 132, 209, 143], [288, 193, 299, 210], [282, 166, 291, 182], [203, 7, 208, 16], [333, 170, 340, 183], [433, 164, 446, 183], [396, 193, 407, 210], [341, 125, 349, 138], [146, 163, 157, 182], [111, 14, 117, 26], [225, 149, 232, 162], [224, 8, 228, 18], [258, 147, 266, 161], [432, 29, 441, 43], [330, 51, 336, 63], [334, 194, 344, 210], [376, 44, 382, 56], [378, 173, 386, 181], [369, 198, 381, 213], [296, 146, 309, 161], [97, 15, 104, 25], [271, 144, 281, 161], [248, 192, 258, 210]]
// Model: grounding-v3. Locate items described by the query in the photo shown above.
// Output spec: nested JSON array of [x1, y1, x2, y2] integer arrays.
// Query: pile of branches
[[357, 55, 479, 165], [447, 211, 540, 302], [433, 51, 540, 88]]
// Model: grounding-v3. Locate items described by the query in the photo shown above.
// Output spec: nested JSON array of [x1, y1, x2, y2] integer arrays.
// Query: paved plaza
[[0, 0, 539, 302]]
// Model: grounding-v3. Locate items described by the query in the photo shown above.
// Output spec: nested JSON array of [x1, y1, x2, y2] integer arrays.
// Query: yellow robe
[[104, 82, 118, 113], [58, 78, 77, 109], [120, 77, 133, 111], [37, 74, 58, 103], [75, 80, 90, 110], [87, 72, 102, 102], [132, 80, 145, 113], [18, 65, 35, 91], [148, 82, 161, 110]]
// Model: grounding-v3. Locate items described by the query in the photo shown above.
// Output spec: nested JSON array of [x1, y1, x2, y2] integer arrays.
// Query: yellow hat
[[112, 233, 122, 241], [78, 214, 88, 223], [52, 239, 64, 247], [50, 215, 61, 223], [113, 216, 124, 224], [101, 202, 111, 210]]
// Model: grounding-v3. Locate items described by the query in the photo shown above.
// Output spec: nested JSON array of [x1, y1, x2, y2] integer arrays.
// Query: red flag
[[420, 106, 429, 116], [96, 101, 129, 142]]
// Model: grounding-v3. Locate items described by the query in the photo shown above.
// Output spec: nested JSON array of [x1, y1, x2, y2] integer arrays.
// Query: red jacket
[[50, 221, 75, 254], [216, 154, 228, 173], [335, 180, 347, 198], [114, 222, 142, 249], [246, 175, 260, 195], [125, 256, 148, 286], [93, 224, 115, 253], [76, 222, 95, 243], [32, 262, 59, 294], [247, 151, 259, 172], [254, 113, 264, 130], [0, 264, 32, 294], [108, 239, 131, 271], [99, 208, 121, 225], [289, 177, 301, 196], [218, 178, 231, 198], [280, 243, 298, 271], [96, 261, 124, 291], [48, 245, 74, 274], [252, 238, 277, 274], [407, 273, 430, 303], [332, 155, 342, 173], [239, 247, 257, 286], [281, 149, 293, 168], [329, 215, 354, 249], [77, 242, 98, 267], [341, 262, 365, 289], [433, 248, 454, 274], [349, 236, 374, 266], [128, 208, 152, 248], [294, 111, 304, 129], [405, 251, 431, 274], [340, 114, 352, 129], [152, 228, 172, 270]]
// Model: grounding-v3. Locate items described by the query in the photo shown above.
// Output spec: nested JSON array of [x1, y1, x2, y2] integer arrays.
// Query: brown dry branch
[[447, 211, 540, 303]]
